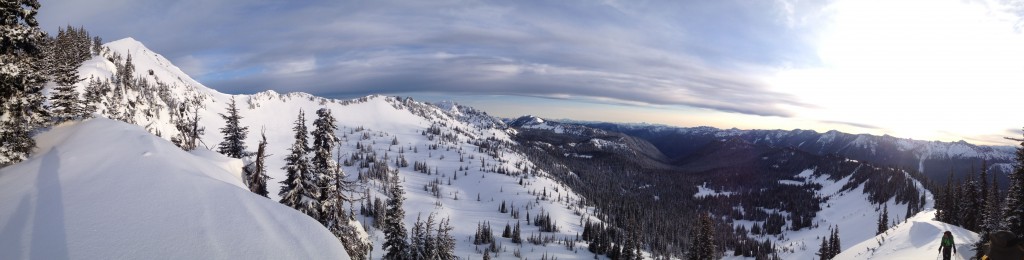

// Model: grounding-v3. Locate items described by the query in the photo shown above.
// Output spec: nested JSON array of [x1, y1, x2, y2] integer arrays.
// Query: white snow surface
[[694, 182, 734, 198], [836, 209, 978, 260], [724, 168, 933, 260], [0, 118, 349, 259]]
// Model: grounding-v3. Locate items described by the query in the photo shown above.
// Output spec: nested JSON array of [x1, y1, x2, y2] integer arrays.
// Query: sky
[[37, 0, 1024, 145]]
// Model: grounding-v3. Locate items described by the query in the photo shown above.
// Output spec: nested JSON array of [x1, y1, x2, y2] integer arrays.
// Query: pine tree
[[986, 174, 1002, 231], [409, 214, 426, 260], [311, 108, 337, 222], [512, 221, 522, 244], [816, 235, 829, 260], [47, 25, 90, 123], [383, 171, 409, 260], [959, 174, 981, 231], [434, 217, 455, 260], [246, 130, 270, 197], [311, 108, 345, 231], [1003, 128, 1024, 235], [829, 226, 841, 258], [687, 212, 717, 260], [502, 223, 512, 238], [978, 172, 1003, 260], [278, 110, 320, 219], [217, 97, 248, 158], [877, 204, 889, 235], [943, 172, 961, 225], [980, 160, 989, 219], [422, 214, 438, 260], [0, 0, 48, 166]]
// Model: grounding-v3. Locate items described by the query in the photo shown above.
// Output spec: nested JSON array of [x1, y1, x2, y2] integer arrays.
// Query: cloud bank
[[38, 0, 822, 117]]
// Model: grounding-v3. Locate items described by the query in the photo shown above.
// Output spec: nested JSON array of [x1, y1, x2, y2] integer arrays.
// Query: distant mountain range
[[576, 121, 1015, 184]]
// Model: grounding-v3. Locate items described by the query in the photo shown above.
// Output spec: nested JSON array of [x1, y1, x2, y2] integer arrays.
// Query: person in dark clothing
[[939, 231, 956, 260], [983, 230, 1024, 260]]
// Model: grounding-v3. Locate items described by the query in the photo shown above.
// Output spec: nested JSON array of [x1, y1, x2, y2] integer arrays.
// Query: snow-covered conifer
[[0, 0, 49, 166], [1003, 128, 1024, 235], [217, 97, 248, 158], [383, 171, 408, 259], [279, 110, 320, 219], [409, 214, 426, 259], [311, 108, 340, 224], [435, 217, 456, 260]]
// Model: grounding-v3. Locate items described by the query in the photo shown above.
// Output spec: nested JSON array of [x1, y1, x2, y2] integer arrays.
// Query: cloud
[[268, 57, 316, 75], [818, 120, 882, 130], [36, 0, 820, 117]]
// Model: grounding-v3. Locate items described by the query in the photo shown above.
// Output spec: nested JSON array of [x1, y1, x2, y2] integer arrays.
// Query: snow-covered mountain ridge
[[582, 122, 1016, 184], [836, 209, 979, 260]]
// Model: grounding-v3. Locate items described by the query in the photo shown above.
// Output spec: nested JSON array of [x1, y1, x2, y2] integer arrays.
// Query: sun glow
[[770, 0, 1024, 144]]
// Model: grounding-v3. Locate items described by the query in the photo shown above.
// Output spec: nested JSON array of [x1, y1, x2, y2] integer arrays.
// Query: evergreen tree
[[245, 130, 270, 197], [943, 172, 961, 225], [0, 0, 49, 166], [435, 217, 456, 260], [980, 160, 989, 219], [278, 110, 320, 219], [512, 221, 522, 244], [422, 214, 438, 260], [959, 174, 981, 231], [986, 174, 1003, 231], [409, 214, 426, 260], [877, 204, 889, 235], [978, 172, 1003, 260], [311, 108, 342, 227], [48, 84, 84, 123], [383, 171, 409, 260], [217, 97, 248, 158], [816, 236, 829, 260], [687, 212, 717, 260], [46, 25, 93, 123], [829, 226, 841, 258], [502, 223, 512, 238], [1003, 128, 1024, 235]]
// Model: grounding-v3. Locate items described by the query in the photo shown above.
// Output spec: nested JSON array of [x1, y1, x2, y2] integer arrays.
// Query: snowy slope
[[724, 168, 933, 260], [0, 118, 348, 259], [836, 209, 979, 260], [56, 38, 598, 259]]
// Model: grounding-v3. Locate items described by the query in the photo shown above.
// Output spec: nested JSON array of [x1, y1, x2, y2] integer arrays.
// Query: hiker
[[982, 230, 1024, 260], [939, 231, 956, 260]]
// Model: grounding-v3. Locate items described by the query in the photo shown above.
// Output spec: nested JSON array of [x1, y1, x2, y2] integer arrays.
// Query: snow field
[[0, 119, 348, 259], [724, 167, 933, 260], [836, 209, 978, 260]]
